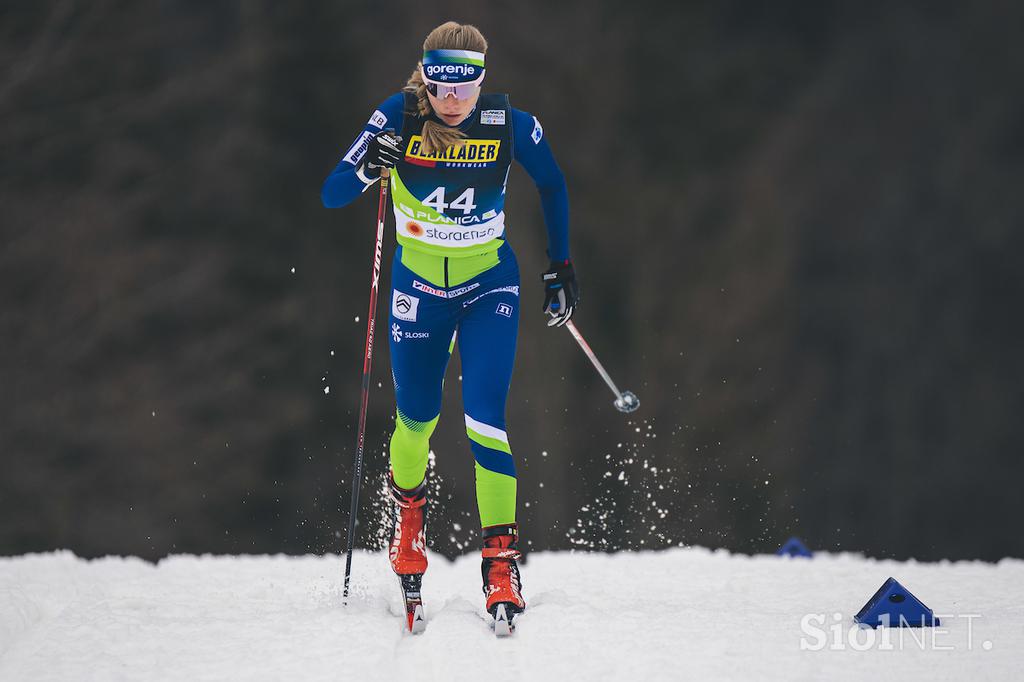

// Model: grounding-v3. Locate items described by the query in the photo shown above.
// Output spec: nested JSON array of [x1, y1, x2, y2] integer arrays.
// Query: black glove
[[541, 260, 579, 327], [361, 129, 403, 178]]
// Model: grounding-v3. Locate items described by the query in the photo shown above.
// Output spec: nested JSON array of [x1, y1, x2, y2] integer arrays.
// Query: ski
[[398, 574, 426, 634], [491, 603, 515, 637]]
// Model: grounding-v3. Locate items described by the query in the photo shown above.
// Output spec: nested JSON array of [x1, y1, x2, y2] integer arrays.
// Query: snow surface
[[1, 548, 1022, 681]]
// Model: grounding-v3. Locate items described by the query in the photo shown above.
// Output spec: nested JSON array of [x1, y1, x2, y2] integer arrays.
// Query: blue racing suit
[[322, 91, 569, 527]]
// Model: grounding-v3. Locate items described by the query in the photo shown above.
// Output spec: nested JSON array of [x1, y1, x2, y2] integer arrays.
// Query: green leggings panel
[[390, 410, 438, 490], [474, 462, 517, 527]]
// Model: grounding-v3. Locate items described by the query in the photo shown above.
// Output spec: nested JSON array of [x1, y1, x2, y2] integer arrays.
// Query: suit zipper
[[444, 257, 449, 288]]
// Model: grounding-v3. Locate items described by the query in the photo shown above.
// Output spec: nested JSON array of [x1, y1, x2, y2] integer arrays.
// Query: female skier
[[321, 21, 577, 632]]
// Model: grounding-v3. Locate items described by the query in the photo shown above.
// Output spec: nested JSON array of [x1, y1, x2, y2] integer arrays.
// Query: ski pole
[[563, 318, 639, 413], [343, 166, 390, 603]]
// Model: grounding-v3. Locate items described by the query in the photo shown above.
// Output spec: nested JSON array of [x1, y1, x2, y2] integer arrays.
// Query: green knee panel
[[390, 410, 439, 490], [474, 462, 517, 527]]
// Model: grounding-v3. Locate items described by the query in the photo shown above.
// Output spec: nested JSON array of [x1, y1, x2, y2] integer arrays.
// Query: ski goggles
[[422, 73, 484, 99], [421, 49, 485, 99]]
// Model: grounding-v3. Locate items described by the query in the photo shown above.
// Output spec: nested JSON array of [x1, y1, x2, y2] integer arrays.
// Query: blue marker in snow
[[854, 577, 940, 628], [776, 536, 813, 558]]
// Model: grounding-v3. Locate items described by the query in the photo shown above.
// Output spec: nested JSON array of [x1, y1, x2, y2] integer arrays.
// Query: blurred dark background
[[2, 0, 1022, 562]]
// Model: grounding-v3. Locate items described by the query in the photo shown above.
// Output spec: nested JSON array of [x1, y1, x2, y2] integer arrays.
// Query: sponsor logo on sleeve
[[392, 290, 420, 322], [391, 323, 402, 342], [531, 116, 544, 144], [480, 109, 506, 125], [368, 109, 387, 129], [343, 130, 374, 165], [496, 302, 513, 318]]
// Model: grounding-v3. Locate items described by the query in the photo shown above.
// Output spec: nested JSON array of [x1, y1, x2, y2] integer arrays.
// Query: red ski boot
[[388, 473, 428, 633], [481, 524, 525, 635], [388, 473, 428, 575]]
